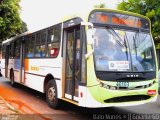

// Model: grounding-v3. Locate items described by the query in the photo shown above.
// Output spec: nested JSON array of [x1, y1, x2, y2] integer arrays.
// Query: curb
[[0, 96, 20, 113]]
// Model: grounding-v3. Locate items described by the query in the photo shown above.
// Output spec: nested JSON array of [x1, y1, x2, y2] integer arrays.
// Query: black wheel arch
[[44, 74, 55, 93], [45, 76, 60, 109]]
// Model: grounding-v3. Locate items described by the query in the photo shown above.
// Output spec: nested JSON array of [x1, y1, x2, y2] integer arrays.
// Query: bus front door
[[5, 45, 10, 77], [64, 27, 80, 101]]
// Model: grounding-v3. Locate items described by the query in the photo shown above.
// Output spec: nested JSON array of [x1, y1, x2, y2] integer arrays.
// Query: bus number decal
[[117, 82, 129, 88]]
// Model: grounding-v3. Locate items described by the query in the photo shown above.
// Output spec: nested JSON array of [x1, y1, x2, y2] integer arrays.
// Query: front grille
[[104, 95, 151, 103], [101, 81, 155, 90]]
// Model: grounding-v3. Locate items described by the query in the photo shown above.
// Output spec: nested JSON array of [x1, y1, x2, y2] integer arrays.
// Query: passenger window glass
[[14, 40, 20, 58], [2, 45, 6, 59], [26, 36, 35, 58], [46, 43, 60, 57], [35, 45, 46, 57], [36, 33, 41, 45], [10, 43, 14, 58], [46, 26, 61, 57], [54, 28, 61, 42], [47, 29, 53, 43], [41, 32, 46, 44]]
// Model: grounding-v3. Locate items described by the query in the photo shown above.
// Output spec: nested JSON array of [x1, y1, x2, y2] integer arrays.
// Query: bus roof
[[2, 32, 29, 45], [61, 8, 150, 23], [2, 8, 150, 45]]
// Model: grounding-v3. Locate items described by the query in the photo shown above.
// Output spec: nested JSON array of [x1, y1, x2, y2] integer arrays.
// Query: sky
[[20, 0, 122, 32]]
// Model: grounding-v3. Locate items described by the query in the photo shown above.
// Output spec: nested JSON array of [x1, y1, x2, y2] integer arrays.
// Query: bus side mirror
[[81, 22, 95, 45], [81, 22, 95, 59], [87, 28, 94, 45]]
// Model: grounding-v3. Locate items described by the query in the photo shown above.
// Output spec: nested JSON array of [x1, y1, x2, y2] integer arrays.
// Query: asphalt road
[[0, 77, 159, 120]]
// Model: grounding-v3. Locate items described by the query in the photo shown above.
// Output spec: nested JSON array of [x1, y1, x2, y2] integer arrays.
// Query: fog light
[[145, 84, 149, 88], [153, 80, 156, 84], [103, 84, 110, 89], [110, 86, 116, 90], [149, 83, 153, 87], [100, 83, 103, 87]]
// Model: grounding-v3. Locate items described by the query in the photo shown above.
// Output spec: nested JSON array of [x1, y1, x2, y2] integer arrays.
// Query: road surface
[[0, 77, 159, 120]]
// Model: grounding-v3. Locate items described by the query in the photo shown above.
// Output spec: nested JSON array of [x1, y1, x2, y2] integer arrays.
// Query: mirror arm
[[85, 49, 94, 59]]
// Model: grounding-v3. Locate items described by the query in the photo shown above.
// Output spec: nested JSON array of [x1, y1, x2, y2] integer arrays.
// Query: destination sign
[[89, 11, 149, 29]]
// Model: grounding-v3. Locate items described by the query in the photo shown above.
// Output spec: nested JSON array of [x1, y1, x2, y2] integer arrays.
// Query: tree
[[0, 0, 27, 42], [118, 0, 160, 41]]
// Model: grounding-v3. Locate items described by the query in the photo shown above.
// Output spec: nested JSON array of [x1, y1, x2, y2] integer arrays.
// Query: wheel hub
[[47, 87, 56, 101]]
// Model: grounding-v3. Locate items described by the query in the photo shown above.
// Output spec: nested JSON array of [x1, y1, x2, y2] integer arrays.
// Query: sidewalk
[[0, 96, 50, 120], [0, 96, 19, 114]]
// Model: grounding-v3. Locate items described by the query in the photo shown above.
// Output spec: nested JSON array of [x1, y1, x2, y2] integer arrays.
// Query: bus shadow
[[4, 81, 133, 119], [5, 81, 46, 100], [57, 100, 134, 120]]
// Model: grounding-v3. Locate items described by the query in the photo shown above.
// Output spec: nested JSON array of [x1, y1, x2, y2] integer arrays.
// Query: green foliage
[[118, 0, 160, 41], [0, 0, 27, 42], [94, 3, 106, 8]]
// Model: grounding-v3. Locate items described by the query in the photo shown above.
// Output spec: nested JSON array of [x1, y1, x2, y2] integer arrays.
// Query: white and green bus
[[1, 9, 158, 108]]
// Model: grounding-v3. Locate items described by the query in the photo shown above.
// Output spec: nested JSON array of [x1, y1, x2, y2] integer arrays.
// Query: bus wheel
[[10, 71, 16, 87], [46, 80, 60, 109]]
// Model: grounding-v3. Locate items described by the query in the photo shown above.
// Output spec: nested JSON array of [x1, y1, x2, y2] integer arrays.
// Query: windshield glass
[[94, 27, 156, 72]]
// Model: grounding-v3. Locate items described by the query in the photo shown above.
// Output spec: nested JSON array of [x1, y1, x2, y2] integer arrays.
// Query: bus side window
[[2, 45, 6, 59], [10, 42, 14, 58], [26, 36, 35, 58], [40, 31, 46, 57], [36, 33, 41, 45], [35, 45, 46, 57], [46, 26, 60, 57], [14, 39, 20, 58], [35, 31, 46, 58], [35, 46, 41, 57]]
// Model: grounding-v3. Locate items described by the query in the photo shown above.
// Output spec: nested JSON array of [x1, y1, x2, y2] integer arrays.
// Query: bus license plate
[[117, 82, 129, 87]]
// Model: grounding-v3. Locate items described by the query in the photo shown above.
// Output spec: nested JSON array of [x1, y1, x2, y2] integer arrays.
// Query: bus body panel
[[1, 57, 63, 96], [23, 58, 62, 93], [85, 84, 158, 108], [78, 86, 87, 107], [24, 58, 62, 78]]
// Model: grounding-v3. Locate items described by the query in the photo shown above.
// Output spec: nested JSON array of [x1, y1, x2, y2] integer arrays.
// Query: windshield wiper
[[123, 33, 130, 60], [105, 25, 125, 47]]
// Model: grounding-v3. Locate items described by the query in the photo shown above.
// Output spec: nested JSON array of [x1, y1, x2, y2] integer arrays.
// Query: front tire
[[46, 80, 60, 109]]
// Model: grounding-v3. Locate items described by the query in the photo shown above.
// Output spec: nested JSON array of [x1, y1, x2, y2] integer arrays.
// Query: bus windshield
[[94, 27, 156, 72]]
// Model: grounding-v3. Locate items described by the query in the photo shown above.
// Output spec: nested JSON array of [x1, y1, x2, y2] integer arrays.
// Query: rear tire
[[46, 80, 60, 109], [10, 71, 16, 87]]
